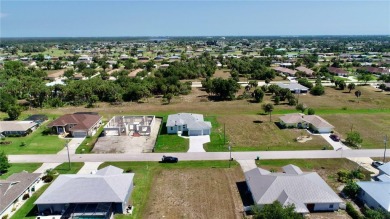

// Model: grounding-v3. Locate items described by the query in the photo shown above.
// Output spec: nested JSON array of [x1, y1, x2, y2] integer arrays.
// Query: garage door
[[73, 131, 87, 138], [189, 130, 202, 136]]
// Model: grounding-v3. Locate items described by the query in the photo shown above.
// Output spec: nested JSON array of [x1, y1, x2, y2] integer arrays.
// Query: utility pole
[[224, 123, 226, 146], [384, 135, 388, 163], [228, 145, 232, 168], [65, 142, 71, 170]]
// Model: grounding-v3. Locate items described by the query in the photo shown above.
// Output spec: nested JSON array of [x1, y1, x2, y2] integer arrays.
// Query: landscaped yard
[[0, 163, 42, 179], [10, 162, 84, 219], [0, 123, 66, 154], [99, 161, 239, 219]]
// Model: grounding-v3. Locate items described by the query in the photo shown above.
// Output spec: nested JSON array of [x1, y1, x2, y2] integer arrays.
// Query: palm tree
[[262, 103, 274, 122]]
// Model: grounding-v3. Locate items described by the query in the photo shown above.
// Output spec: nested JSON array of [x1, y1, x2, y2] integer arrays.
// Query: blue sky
[[0, 0, 389, 37]]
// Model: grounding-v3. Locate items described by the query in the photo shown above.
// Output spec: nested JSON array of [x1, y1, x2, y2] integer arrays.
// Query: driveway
[[188, 135, 210, 152], [320, 134, 350, 151], [237, 160, 257, 172], [77, 162, 103, 174], [34, 162, 62, 174], [57, 137, 86, 155], [347, 157, 379, 175]]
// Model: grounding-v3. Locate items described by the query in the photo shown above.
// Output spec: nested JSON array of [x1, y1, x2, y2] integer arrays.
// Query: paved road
[[9, 149, 389, 163]]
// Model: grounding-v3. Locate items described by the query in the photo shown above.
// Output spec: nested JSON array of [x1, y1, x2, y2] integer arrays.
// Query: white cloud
[[0, 13, 8, 18]]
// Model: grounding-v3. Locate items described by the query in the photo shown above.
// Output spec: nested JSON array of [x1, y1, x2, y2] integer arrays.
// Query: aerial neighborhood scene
[[1, 0, 390, 219]]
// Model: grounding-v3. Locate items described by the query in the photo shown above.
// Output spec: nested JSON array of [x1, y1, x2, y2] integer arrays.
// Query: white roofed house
[[0, 121, 38, 137], [245, 165, 343, 214], [166, 113, 211, 136], [34, 166, 135, 218]]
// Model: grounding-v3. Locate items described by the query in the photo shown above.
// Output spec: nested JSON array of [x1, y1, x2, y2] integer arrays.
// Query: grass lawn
[[0, 123, 66, 155], [99, 161, 238, 219], [0, 163, 42, 179], [204, 116, 226, 152], [255, 158, 371, 190], [216, 114, 329, 151], [322, 113, 390, 149], [75, 122, 106, 154], [10, 162, 84, 219]]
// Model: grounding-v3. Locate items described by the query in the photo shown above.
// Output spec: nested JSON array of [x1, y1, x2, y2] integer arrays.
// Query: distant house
[[166, 113, 211, 136], [359, 66, 389, 75], [47, 113, 102, 137], [279, 113, 334, 133], [35, 166, 135, 218], [76, 55, 93, 64], [104, 115, 155, 136], [245, 165, 343, 214], [277, 83, 309, 93], [327, 67, 349, 76], [24, 114, 48, 125], [295, 66, 314, 77], [0, 121, 38, 136], [357, 181, 390, 212], [0, 172, 41, 219], [272, 66, 297, 76]]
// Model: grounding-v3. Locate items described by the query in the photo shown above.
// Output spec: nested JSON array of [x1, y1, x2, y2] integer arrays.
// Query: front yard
[[0, 123, 66, 154]]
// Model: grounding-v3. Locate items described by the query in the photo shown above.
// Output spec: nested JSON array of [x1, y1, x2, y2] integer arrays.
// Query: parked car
[[372, 161, 384, 168], [329, 134, 340, 142], [161, 155, 178, 163]]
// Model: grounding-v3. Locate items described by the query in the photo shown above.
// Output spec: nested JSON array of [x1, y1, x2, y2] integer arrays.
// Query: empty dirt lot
[[143, 168, 245, 219]]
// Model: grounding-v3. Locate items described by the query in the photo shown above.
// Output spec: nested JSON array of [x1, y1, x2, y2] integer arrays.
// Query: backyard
[[0, 163, 42, 179], [99, 161, 240, 219]]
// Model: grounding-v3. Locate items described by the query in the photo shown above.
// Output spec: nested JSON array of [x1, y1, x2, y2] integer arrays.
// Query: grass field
[[10, 162, 84, 219], [99, 161, 238, 219], [75, 122, 106, 154], [255, 158, 371, 190], [0, 163, 42, 179], [0, 123, 66, 155]]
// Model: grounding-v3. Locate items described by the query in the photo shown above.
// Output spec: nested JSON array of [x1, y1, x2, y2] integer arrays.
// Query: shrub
[[307, 108, 315, 115], [346, 202, 362, 219], [22, 193, 30, 200], [343, 180, 359, 198], [43, 175, 54, 183], [2, 215, 8, 219]]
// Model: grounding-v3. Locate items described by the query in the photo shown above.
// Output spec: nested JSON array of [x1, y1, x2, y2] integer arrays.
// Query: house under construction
[[104, 115, 155, 136]]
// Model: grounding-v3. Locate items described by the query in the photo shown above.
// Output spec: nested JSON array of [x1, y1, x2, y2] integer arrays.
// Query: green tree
[[273, 96, 280, 105], [310, 84, 325, 96], [355, 90, 362, 103], [262, 103, 274, 122], [296, 103, 307, 113], [343, 180, 359, 198], [348, 83, 356, 93], [164, 93, 173, 104], [253, 88, 265, 103], [346, 131, 363, 147], [357, 73, 373, 85], [7, 105, 22, 120], [251, 201, 303, 219], [379, 83, 387, 92], [307, 108, 315, 115], [64, 69, 75, 79], [0, 151, 11, 174]]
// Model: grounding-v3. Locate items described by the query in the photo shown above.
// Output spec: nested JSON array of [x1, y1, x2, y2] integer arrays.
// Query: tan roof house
[[279, 113, 334, 133]]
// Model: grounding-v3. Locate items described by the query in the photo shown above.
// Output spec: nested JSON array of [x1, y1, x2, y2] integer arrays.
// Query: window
[[329, 204, 334, 208], [170, 127, 173, 131]]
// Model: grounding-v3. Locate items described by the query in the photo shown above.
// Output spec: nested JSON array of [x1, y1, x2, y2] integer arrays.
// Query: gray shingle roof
[[277, 83, 309, 91], [378, 162, 390, 175], [0, 172, 41, 214], [279, 113, 334, 129], [245, 165, 342, 213], [0, 121, 38, 132], [35, 166, 134, 205], [166, 113, 211, 130], [357, 181, 390, 211]]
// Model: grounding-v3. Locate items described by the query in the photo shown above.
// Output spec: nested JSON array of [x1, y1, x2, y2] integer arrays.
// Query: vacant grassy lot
[[217, 114, 329, 151], [10, 162, 84, 219], [0, 163, 42, 179], [212, 69, 231, 79], [322, 113, 390, 149], [99, 161, 239, 219], [0, 123, 66, 154], [256, 158, 371, 190], [144, 168, 244, 219]]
